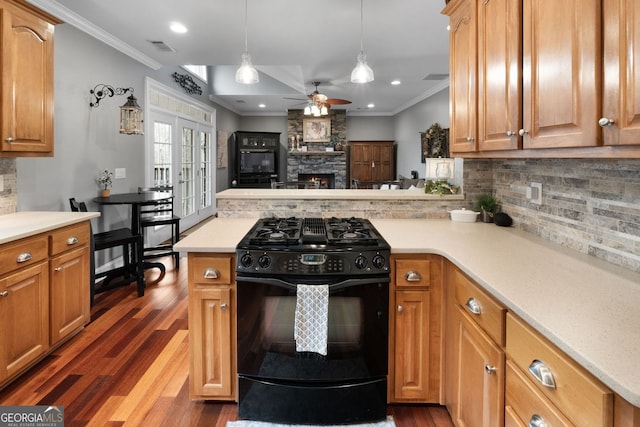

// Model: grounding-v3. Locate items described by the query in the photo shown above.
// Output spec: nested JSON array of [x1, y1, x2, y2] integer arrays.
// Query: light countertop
[[175, 217, 640, 407], [216, 188, 464, 201], [0, 211, 100, 244]]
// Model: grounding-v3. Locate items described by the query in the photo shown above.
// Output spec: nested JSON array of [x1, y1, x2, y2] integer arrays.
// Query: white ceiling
[[28, 0, 451, 116]]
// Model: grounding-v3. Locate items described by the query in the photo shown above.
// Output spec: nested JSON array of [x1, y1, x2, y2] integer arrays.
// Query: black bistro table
[[93, 191, 174, 274]]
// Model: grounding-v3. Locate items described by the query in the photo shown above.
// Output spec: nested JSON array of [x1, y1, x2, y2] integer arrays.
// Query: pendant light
[[351, 0, 374, 84], [235, 0, 259, 84]]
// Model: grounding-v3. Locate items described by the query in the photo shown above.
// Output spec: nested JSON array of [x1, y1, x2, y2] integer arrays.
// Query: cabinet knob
[[54, 267, 63, 272], [4, 137, 14, 143], [0, 291, 9, 297], [484, 364, 497, 375], [518, 129, 529, 136], [528, 359, 556, 389], [397, 305, 403, 313], [528, 414, 548, 427], [220, 303, 228, 310], [506, 130, 516, 137], [466, 136, 474, 142], [203, 268, 220, 279], [598, 117, 615, 127], [404, 270, 422, 282]]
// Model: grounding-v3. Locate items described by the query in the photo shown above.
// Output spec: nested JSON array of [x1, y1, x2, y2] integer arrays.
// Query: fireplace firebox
[[297, 173, 335, 189]]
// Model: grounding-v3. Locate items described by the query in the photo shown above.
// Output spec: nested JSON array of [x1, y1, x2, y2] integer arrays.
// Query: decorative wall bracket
[[89, 84, 134, 108], [172, 72, 203, 95]]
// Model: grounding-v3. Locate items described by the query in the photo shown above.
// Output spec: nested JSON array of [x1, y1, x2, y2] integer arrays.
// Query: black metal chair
[[137, 185, 181, 269], [69, 198, 145, 303]]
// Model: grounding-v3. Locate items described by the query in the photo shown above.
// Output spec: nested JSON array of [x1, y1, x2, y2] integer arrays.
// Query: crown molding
[[26, 0, 163, 70]]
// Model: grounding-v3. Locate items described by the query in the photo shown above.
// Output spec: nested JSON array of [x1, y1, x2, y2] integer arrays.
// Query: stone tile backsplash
[[0, 158, 17, 215], [480, 158, 640, 273]]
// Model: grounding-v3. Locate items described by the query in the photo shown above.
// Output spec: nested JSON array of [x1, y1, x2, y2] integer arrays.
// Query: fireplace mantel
[[288, 151, 345, 157]]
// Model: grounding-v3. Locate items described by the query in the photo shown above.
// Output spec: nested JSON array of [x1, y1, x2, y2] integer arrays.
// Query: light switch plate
[[115, 168, 126, 179]]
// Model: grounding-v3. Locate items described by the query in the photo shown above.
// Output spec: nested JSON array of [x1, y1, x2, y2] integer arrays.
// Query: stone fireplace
[[298, 173, 335, 189]]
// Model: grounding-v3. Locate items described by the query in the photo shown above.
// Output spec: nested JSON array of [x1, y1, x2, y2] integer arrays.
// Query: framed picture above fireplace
[[303, 118, 331, 142]]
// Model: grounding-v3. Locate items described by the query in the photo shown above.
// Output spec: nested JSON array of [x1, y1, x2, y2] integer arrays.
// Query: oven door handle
[[236, 275, 389, 291]]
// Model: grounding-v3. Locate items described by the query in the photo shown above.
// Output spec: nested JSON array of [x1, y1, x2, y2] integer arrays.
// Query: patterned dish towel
[[294, 284, 329, 356]]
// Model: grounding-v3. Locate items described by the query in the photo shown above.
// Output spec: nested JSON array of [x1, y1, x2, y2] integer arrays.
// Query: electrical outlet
[[530, 182, 542, 205], [114, 168, 126, 179], [0, 175, 4, 192]]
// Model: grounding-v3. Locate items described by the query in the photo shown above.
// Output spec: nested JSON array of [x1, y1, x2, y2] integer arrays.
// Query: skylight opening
[[182, 65, 208, 83]]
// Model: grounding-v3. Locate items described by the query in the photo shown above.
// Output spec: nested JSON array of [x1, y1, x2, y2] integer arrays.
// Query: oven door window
[[237, 281, 388, 382]]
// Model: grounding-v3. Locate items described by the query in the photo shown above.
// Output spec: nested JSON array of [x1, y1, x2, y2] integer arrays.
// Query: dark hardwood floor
[[0, 257, 454, 426]]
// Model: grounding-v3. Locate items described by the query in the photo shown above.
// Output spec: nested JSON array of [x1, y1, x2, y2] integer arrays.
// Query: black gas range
[[235, 216, 391, 279]]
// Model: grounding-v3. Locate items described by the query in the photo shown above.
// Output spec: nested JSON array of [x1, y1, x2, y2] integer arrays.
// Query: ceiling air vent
[[149, 40, 176, 52], [423, 73, 449, 81]]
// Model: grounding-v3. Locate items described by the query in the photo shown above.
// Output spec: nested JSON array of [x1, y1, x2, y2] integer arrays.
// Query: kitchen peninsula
[[216, 188, 466, 219], [175, 217, 640, 424]]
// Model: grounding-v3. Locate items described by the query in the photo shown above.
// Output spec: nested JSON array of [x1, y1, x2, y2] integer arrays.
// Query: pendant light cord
[[359, 0, 364, 52], [243, 0, 249, 53]]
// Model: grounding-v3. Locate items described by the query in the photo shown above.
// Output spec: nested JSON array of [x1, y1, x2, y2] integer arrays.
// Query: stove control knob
[[240, 253, 253, 267], [354, 255, 368, 270], [258, 254, 271, 269], [372, 254, 386, 269]]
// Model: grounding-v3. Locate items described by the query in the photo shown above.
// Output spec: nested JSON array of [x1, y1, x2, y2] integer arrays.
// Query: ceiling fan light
[[320, 105, 328, 115], [351, 51, 374, 84], [235, 52, 259, 84], [304, 104, 312, 115]]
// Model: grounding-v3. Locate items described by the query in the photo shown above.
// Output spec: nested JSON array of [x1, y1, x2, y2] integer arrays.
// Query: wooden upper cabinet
[[446, 0, 477, 153], [522, 0, 601, 149], [602, 0, 640, 147], [477, 0, 522, 151], [0, 0, 58, 157]]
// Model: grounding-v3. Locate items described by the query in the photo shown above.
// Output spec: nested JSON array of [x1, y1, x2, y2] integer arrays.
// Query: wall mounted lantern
[[89, 84, 144, 135]]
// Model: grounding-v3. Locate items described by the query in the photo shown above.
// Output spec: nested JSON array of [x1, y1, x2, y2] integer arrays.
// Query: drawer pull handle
[[528, 414, 548, 427], [465, 297, 482, 315], [404, 270, 421, 282], [484, 364, 496, 375], [66, 236, 79, 245], [0, 291, 8, 297], [17, 252, 32, 263], [203, 268, 220, 279], [528, 359, 556, 389], [220, 303, 228, 311]]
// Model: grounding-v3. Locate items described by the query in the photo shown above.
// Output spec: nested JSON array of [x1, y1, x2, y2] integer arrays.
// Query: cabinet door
[[0, 4, 54, 155], [350, 143, 373, 181], [477, 0, 522, 151], [50, 246, 90, 345], [0, 261, 49, 381], [453, 306, 504, 427], [522, 0, 601, 149], [602, 0, 640, 146], [371, 143, 393, 182], [189, 287, 234, 399], [448, 0, 478, 153], [393, 290, 430, 401]]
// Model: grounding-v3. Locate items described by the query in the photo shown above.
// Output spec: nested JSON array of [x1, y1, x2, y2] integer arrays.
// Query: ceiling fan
[[286, 81, 352, 116]]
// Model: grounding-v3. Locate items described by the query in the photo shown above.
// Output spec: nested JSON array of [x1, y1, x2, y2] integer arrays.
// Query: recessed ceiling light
[[170, 22, 188, 33], [391, 80, 401, 85], [367, 103, 375, 109], [258, 103, 266, 108]]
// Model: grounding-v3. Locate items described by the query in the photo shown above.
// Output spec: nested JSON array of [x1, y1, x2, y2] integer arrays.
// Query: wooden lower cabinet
[[389, 254, 442, 403], [50, 246, 90, 345], [188, 253, 236, 401], [0, 261, 49, 382]]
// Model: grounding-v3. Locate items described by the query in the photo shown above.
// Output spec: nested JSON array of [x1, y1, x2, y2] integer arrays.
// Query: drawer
[[189, 253, 234, 286], [49, 222, 90, 256], [394, 258, 431, 288], [506, 313, 613, 427], [505, 360, 573, 427], [0, 235, 48, 274], [452, 266, 505, 346]]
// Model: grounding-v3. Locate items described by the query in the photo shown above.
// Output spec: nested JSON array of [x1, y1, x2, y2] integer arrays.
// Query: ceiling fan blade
[[283, 97, 309, 101], [326, 98, 352, 105]]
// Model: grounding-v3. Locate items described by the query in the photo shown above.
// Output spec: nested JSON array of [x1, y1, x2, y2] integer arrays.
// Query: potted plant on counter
[[476, 193, 499, 223], [97, 169, 113, 197]]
